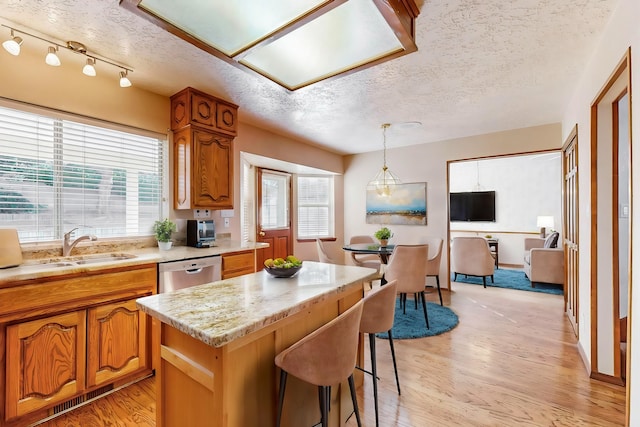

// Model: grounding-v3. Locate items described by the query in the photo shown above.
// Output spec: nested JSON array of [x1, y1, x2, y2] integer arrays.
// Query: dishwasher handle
[[185, 267, 204, 274]]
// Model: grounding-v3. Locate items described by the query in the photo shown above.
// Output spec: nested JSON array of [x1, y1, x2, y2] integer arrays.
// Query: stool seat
[[275, 300, 364, 427], [360, 280, 401, 427]]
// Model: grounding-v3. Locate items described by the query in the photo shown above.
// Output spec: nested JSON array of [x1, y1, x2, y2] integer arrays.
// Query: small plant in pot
[[153, 218, 177, 250], [374, 227, 393, 247]]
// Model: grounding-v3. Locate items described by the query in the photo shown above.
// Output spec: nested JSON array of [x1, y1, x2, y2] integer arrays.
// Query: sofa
[[523, 233, 564, 287]]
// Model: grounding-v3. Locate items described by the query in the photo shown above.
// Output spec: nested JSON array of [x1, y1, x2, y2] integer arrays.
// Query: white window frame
[[296, 174, 335, 239], [0, 99, 168, 243]]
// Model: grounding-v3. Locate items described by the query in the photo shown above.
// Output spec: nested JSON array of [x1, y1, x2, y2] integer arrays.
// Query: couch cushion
[[544, 232, 559, 248]]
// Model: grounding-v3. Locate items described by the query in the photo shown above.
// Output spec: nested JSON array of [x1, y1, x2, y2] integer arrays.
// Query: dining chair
[[384, 244, 430, 329], [423, 237, 444, 305], [451, 237, 495, 288], [316, 238, 339, 264], [359, 280, 400, 427], [275, 300, 364, 427], [348, 235, 382, 270]]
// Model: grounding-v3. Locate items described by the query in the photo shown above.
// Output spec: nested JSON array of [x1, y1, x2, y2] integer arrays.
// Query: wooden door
[[256, 168, 292, 268], [5, 311, 87, 419], [87, 299, 148, 387], [563, 125, 579, 336]]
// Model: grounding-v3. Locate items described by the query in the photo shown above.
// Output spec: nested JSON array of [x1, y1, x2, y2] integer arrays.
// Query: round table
[[342, 243, 395, 264]]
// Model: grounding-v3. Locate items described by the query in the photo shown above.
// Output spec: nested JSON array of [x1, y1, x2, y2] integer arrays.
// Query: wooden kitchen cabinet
[[171, 87, 238, 210], [170, 87, 238, 136], [222, 250, 256, 279], [0, 263, 156, 427], [87, 298, 148, 388], [173, 126, 233, 210], [5, 311, 87, 420]]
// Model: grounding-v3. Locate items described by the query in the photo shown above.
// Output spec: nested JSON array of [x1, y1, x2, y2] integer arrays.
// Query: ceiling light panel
[[240, 0, 403, 90], [123, 0, 419, 90], [139, 0, 329, 56]]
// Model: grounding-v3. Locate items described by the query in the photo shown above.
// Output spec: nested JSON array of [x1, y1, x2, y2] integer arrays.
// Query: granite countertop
[[136, 262, 377, 348], [0, 240, 269, 285]]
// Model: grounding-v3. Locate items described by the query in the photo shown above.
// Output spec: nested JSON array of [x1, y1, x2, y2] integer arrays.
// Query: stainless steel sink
[[74, 254, 137, 264], [20, 253, 137, 270]]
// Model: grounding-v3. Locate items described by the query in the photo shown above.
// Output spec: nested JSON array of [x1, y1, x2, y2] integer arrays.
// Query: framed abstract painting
[[366, 182, 427, 225]]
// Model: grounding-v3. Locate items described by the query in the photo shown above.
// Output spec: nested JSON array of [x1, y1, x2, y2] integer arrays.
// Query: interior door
[[256, 168, 292, 269], [563, 125, 579, 336]]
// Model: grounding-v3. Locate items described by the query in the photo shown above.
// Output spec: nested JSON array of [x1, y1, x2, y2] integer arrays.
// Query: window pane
[[261, 172, 289, 229], [297, 176, 334, 238], [0, 105, 165, 242]]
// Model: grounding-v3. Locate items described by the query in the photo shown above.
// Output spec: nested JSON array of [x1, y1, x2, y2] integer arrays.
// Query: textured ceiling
[[0, 0, 616, 155]]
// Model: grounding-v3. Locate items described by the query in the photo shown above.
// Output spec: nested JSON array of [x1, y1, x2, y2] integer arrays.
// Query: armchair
[[451, 237, 495, 288], [523, 237, 564, 287]]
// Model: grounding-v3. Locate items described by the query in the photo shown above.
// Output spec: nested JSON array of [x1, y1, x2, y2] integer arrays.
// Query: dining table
[[342, 242, 396, 264]]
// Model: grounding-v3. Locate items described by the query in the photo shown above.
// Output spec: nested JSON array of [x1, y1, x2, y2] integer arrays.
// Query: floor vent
[[49, 384, 113, 415], [51, 395, 86, 414], [86, 384, 113, 400]]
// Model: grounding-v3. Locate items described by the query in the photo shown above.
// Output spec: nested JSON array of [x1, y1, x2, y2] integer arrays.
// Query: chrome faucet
[[63, 227, 98, 257]]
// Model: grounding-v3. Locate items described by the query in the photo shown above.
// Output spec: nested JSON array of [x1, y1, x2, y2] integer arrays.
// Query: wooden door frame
[[255, 168, 293, 268], [562, 124, 579, 337], [589, 48, 632, 388]]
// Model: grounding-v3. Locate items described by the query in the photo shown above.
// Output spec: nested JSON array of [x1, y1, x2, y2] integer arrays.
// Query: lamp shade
[[536, 216, 554, 228], [2, 35, 22, 56]]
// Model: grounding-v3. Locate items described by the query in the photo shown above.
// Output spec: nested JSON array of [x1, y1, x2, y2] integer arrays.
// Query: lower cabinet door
[[5, 311, 87, 420], [87, 299, 147, 387]]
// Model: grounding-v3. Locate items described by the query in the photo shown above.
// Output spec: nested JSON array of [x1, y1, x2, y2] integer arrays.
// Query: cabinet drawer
[[222, 251, 255, 279]]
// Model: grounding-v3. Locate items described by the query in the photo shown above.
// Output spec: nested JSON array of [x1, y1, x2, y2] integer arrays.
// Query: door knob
[[259, 231, 265, 236]]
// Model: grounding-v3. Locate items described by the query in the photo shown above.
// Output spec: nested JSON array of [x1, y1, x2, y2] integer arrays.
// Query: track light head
[[119, 70, 132, 88], [2, 30, 22, 56], [83, 57, 96, 76], [45, 46, 60, 66]]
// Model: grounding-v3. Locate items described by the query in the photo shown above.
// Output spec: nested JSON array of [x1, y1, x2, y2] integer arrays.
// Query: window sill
[[297, 237, 336, 243]]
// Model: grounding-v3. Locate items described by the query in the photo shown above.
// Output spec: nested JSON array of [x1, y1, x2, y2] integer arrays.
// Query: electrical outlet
[[194, 209, 211, 219], [224, 218, 230, 228]]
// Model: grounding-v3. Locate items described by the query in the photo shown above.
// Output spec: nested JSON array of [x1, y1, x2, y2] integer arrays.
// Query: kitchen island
[[136, 261, 378, 427]]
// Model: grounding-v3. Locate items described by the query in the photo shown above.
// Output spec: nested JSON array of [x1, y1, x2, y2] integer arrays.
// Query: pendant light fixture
[[367, 123, 401, 197]]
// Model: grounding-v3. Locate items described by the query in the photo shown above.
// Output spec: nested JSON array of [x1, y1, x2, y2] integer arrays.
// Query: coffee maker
[[186, 220, 216, 248]]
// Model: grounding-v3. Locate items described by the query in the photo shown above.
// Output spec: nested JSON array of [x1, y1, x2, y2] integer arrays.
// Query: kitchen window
[[297, 175, 334, 239], [0, 102, 166, 242]]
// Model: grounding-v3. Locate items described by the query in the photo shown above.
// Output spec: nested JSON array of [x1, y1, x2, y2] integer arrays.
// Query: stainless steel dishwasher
[[158, 255, 222, 293]]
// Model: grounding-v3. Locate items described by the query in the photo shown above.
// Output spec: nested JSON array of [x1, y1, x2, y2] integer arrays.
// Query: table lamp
[[536, 216, 554, 238]]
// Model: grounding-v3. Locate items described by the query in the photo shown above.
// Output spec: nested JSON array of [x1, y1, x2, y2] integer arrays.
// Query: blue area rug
[[452, 268, 563, 295], [377, 299, 459, 340]]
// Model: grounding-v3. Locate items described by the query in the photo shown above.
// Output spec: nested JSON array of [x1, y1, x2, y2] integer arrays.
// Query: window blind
[[297, 175, 334, 239], [0, 104, 166, 242]]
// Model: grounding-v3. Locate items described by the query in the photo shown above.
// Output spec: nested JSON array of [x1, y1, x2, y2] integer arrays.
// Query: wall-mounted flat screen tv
[[449, 190, 496, 222]]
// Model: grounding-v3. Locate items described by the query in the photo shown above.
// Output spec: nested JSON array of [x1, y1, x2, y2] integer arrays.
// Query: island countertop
[[136, 262, 377, 348]]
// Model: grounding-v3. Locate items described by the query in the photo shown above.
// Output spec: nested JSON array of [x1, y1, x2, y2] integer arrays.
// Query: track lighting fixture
[[45, 46, 61, 66], [2, 29, 22, 56], [119, 70, 132, 88], [1, 23, 133, 87], [83, 58, 96, 76]]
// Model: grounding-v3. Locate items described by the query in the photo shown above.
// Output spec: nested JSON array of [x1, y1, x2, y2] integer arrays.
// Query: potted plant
[[374, 227, 393, 247], [153, 218, 177, 250]]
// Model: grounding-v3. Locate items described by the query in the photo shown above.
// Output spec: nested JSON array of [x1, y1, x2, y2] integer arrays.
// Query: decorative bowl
[[264, 265, 302, 278]]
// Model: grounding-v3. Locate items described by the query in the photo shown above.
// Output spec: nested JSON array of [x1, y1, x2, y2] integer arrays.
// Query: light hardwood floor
[[39, 281, 626, 427]]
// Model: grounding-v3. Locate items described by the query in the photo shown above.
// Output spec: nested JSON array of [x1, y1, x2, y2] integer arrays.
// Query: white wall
[[344, 123, 561, 285], [561, 0, 639, 421]]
